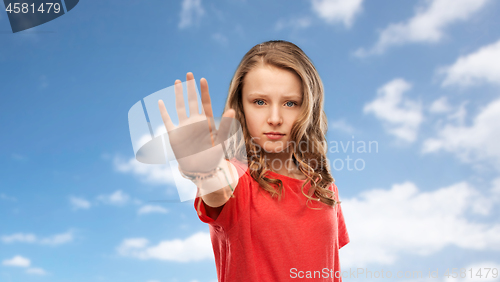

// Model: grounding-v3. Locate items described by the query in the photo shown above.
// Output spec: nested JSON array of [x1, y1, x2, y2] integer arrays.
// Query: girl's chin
[[262, 147, 288, 154], [252, 140, 291, 154]]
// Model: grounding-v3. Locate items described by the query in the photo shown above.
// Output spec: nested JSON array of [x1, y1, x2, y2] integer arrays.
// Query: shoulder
[[229, 157, 250, 176], [227, 157, 253, 190], [326, 181, 337, 192], [328, 182, 339, 201]]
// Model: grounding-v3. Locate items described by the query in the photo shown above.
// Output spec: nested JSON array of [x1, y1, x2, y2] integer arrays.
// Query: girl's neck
[[264, 152, 306, 180]]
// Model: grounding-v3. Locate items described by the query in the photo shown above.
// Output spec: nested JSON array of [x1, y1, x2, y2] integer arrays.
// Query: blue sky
[[1, 0, 500, 281]]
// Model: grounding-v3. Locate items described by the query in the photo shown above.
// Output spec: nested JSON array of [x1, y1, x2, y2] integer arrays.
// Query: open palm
[[158, 72, 235, 173]]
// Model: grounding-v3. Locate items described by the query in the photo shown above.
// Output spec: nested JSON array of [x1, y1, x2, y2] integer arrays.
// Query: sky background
[[1, 0, 500, 281]]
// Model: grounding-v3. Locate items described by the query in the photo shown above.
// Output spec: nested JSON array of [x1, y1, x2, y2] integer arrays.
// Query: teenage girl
[[159, 40, 349, 282]]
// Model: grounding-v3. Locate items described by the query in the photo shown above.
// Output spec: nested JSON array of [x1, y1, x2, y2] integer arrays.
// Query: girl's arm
[[196, 158, 240, 208]]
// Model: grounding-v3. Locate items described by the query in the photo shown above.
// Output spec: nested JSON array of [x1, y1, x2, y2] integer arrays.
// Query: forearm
[[196, 159, 239, 208]]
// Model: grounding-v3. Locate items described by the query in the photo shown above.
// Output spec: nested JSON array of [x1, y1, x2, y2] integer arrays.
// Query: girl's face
[[242, 64, 303, 154]]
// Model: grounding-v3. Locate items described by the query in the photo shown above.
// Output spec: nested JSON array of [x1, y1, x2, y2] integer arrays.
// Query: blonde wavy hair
[[223, 40, 339, 209]]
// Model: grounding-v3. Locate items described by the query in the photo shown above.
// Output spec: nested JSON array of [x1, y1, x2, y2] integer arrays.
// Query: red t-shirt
[[194, 159, 349, 281]]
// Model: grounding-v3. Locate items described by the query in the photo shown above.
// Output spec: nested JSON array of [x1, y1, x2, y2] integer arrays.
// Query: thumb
[[215, 109, 236, 145], [222, 108, 235, 119]]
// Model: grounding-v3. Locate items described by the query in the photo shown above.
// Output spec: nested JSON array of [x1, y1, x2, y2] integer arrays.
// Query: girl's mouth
[[264, 133, 285, 140]]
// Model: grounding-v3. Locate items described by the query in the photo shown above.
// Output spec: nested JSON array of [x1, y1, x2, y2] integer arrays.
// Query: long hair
[[223, 40, 339, 209]]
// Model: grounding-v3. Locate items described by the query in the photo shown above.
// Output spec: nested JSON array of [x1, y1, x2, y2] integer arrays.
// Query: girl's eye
[[254, 99, 265, 106], [253, 100, 298, 107]]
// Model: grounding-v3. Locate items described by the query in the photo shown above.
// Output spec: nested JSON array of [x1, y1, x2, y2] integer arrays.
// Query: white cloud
[[438, 39, 500, 88], [1, 233, 37, 243], [274, 16, 312, 31], [0, 193, 16, 201], [445, 101, 468, 125], [1, 230, 73, 246], [311, 0, 364, 28], [97, 190, 130, 206], [69, 196, 91, 210], [429, 96, 452, 114], [422, 98, 500, 170], [114, 156, 175, 185], [178, 0, 205, 29], [211, 33, 228, 45], [39, 231, 74, 246], [354, 0, 491, 57], [138, 205, 168, 215], [2, 256, 47, 275], [119, 238, 149, 249], [363, 78, 423, 142], [26, 267, 48, 275], [341, 179, 500, 267], [11, 153, 26, 161], [39, 75, 49, 89], [234, 24, 245, 39], [329, 119, 356, 134], [2, 255, 30, 267], [117, 232, 213, 262]]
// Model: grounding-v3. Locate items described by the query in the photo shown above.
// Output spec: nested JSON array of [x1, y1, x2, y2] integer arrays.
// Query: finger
[[215, 109, 236, 146], [174, 79, 188, 121], [200, 78, 214, 118], [158, 99, 175, 132], [200, 77, 216, 141], [186, 72, 200, 118]]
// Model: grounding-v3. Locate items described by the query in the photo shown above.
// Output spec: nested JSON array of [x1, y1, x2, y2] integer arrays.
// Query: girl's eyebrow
[[248, 92, 302, 100]]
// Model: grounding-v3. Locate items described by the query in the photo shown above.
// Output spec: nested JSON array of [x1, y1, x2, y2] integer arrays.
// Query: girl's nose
[[267, 105, 283, 126]]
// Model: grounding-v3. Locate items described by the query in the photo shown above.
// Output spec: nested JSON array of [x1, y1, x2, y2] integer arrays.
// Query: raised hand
[[158, 72, 235, 173]]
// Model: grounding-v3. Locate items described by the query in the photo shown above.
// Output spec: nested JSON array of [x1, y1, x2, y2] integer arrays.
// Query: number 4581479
[[443, 268, 498, 279], [5, 3, 61, 14]]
